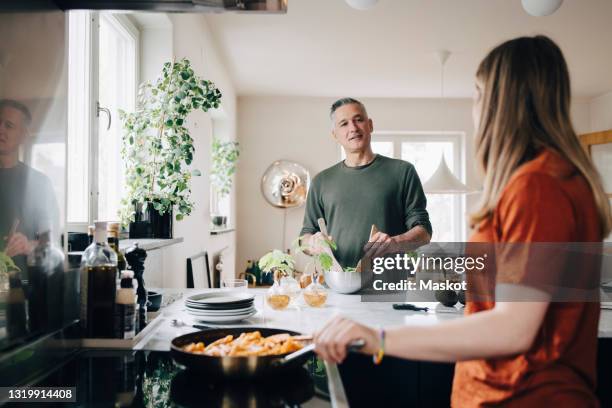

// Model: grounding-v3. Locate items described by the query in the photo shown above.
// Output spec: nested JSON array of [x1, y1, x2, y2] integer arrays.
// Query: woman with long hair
[[313, 35, 611, 407]]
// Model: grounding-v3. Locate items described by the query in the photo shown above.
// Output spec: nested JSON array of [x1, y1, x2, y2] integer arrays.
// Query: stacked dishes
[[185, 292, 257, 323]]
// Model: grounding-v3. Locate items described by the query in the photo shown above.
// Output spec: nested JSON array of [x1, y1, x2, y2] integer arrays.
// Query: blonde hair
[[471, 35, 611, 238]]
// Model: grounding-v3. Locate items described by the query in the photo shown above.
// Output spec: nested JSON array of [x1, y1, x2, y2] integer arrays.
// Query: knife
[[392, 303, 463, 314]]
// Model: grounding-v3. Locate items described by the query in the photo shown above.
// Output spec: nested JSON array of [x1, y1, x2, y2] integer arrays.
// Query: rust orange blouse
[[451, 149, 601, 407]]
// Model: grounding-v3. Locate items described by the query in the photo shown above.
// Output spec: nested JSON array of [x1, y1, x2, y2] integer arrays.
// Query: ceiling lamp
[[345, 0, 378, 11], [521, 0, 564, 16], [422, 156, 473, 194], [422, 51, 474, 195]]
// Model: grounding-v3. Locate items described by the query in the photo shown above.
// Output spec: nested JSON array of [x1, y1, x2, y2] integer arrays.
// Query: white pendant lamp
[[422, 50, 472, 194], [423, 155, 472, 194], [345, 0, 378, 11], [521, 0, 564, 17]]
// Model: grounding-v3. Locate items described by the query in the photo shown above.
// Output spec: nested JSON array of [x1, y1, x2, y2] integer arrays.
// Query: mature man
[[300, 97, 432, 269], [0, 99, 59, 270]]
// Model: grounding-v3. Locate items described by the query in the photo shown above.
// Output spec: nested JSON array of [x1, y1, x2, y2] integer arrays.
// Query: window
[[67, 11, 138, 228], [340, 132, 465, 241]]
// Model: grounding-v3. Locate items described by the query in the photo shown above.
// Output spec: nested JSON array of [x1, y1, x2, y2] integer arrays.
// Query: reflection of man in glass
[[0, 99, 59, 272]]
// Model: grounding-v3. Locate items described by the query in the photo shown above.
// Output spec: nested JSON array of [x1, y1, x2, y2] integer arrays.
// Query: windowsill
[[119, 237, 184, 252], [210, 228, 235, 236]]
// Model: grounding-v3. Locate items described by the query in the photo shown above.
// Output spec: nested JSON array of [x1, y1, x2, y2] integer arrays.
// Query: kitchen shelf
[[119, 237, 184, 251], [210, 228, 235, 235]]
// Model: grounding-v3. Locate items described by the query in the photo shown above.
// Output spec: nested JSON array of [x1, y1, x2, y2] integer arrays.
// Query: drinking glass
[[222, 278, 248, 292]]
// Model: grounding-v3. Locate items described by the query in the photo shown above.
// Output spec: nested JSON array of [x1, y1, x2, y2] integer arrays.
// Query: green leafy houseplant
[[210, 137, 239, 199], [258, 249, 295, 277], [119, 58, 222, 225]]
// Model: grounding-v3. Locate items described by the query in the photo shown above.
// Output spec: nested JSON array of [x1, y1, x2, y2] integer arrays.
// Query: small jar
[[265, 273, 291, 310], [279, 271, 301, 302], [303, 271, 328, 308]]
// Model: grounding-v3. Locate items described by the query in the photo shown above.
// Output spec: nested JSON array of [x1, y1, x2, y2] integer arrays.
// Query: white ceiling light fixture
[[521, 0, 564, 17], [345, 0, 378, 11], [423, 50, 475, 195]]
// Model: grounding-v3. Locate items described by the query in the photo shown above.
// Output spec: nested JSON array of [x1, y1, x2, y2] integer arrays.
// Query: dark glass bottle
[[107, 222, 127, 273], [87, 225, 95, 245], [80, 221, 118, 338]]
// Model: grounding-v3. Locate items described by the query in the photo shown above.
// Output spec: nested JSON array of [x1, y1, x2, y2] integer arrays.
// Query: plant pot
[[129, 203, 173, 239], [211, 215, 227, 229]]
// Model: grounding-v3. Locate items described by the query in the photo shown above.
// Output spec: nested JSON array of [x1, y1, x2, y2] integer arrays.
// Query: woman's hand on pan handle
[[313, 315, 379, 364]]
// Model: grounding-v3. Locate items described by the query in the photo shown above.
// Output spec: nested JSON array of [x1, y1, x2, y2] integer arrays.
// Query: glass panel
[[31, 143, 66, 225], [401, 142, 454, 181], [0, 9, 72, 351], [98, 15, 136, 220], [401, 142, 456, 242], [97, 14, 136, 222], [371, 141, 394, 158], [67, 11, 90, 223]]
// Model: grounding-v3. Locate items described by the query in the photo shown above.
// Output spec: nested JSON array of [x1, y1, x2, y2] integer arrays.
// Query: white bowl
[[324, 270, 362, 294]]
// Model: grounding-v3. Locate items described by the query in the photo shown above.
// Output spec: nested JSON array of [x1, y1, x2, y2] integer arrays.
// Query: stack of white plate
[[185, 292, 257, 323]]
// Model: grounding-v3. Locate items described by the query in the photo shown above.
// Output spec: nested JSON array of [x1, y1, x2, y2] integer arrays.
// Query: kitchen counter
[[137, 288, 612, 351], [135, 288, 465, 351], [132, 289, 612, 407]]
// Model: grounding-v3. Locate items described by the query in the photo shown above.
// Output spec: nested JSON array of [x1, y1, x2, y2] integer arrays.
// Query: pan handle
[[276, 339, 366, 367]]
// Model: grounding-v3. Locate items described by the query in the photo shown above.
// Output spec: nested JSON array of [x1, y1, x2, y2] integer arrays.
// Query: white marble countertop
[[135, 288, 612, 351]]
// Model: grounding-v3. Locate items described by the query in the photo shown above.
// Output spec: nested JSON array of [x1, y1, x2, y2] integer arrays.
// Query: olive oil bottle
[[80, 221, 118, 338], [107, 222, 127, 272]]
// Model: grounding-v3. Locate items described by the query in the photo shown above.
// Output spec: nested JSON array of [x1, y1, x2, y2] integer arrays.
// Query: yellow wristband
[[373, 328, 385, 365]]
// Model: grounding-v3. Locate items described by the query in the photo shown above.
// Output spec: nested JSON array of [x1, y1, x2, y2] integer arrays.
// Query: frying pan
[[171, 327, 364, 379], [171, 327, 313, 378]]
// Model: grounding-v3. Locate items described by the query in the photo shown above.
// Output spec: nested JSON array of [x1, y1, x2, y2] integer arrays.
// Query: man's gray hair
[[0, 99, 32, 126], [330, 97, 368, 123]]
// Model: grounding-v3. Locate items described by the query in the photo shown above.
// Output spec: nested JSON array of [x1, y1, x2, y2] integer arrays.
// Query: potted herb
[[258, 249, 295, 278], [294, 236, 336, 303], [210, 137, 239, 229], [119, 58, 222, 238], [258, 249, 300, 310]]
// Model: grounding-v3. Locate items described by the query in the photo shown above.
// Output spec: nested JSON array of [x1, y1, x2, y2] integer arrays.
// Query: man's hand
[[364, 231, 400, 258], [4, 232, 34, 257], [302, 232, 334, 256]]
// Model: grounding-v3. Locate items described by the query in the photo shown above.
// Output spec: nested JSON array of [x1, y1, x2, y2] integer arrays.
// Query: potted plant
[[210, 137, 239, 229], [258, 249, 300, 310], [258, 249, 295, 277], [119, 58, 222, 238]]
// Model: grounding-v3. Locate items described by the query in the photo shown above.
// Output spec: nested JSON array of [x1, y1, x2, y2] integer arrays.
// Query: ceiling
[[204, 0, 612, 99]]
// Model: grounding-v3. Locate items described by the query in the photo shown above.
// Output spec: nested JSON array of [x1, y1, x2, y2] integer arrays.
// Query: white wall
[[589, 91, 612, 132], [235, 96, 593, 274], [572, 98, 592, 135], [132, 14, 173, 84], [150, 14, 237, 288]]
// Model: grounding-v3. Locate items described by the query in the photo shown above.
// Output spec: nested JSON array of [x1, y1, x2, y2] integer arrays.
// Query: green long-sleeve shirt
[[300, 154, 432, 268]]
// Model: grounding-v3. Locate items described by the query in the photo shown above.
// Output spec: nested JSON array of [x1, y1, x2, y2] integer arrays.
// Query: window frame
[[66, 11, 139, 232]]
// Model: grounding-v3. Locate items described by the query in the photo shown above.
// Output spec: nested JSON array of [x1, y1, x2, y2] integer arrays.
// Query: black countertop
[[12, 349, 331, 407]]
